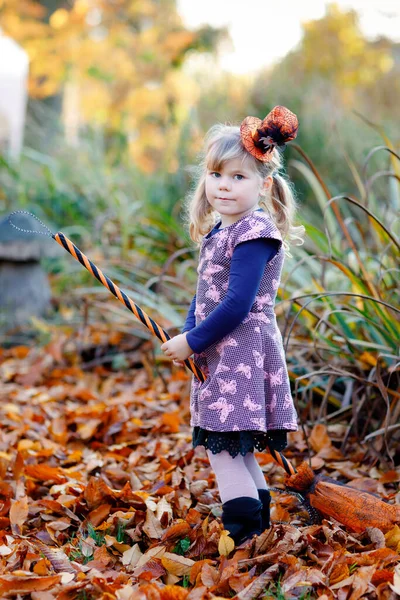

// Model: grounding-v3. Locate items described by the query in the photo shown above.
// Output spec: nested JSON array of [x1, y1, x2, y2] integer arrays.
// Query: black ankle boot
[[221, 496, 263, 545], [258, 488, 271, 530]]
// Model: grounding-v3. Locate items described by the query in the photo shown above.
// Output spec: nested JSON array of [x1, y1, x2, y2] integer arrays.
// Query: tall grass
[[280, 128, 399, 463]]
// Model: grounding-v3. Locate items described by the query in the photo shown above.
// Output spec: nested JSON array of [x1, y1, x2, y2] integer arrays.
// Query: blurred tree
[[364, 37, 400, 117], [0, 0, 228, 171], [300, 3, 393, 91], [190, 70, 252, 130], [244, 2, 398, 199], [266, 2, 394, 109]]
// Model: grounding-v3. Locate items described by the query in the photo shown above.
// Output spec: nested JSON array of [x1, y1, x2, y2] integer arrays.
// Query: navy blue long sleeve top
[[181, 214, 281, 354]]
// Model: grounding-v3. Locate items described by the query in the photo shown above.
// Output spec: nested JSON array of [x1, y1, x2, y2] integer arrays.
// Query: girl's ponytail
[[259, 172, 305, 257], [187, 171, 215, 245], [271, 173, 294, 235]]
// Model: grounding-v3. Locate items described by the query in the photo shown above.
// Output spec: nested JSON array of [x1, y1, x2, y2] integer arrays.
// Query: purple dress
[[190, 209, 298, 440]]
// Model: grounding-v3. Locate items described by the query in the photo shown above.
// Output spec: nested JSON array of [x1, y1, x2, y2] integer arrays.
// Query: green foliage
[[116, 521, 128, 543], [349, 563, 359, 574], [173, 537, 191, 555], [69, 546, 93, 565], [87, 522, 108, 546], [68, 523, 111, 565], [181, 574, 191, 588]]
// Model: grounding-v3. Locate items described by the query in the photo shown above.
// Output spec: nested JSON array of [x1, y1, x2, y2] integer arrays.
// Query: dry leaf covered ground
[[0, 329, 399, 600]]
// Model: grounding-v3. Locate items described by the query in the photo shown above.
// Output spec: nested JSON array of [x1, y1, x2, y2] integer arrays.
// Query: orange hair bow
[[240, 105, 299, 162]]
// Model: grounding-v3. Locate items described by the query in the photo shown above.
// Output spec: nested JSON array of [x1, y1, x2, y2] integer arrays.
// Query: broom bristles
[[310, 481, 400, 533], [285, 461, 400, 533]]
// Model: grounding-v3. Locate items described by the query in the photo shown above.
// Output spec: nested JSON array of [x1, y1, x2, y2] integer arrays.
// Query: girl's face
[[205, 157, 272, 227]]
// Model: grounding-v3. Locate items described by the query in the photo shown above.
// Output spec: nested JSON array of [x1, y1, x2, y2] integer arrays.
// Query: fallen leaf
[[161, 521, 191, 542], [122, 544, 143, 571], [389, 564, 400, 595], [309, 424, 331, 452], [160, 584, 189, 600], [25, 465, 66, 484], [10, 495, 28, 535], [143, 509, 164, 539], [218, 530, 234, 556], [0, 574, 61, 594], [161, 552, 195, 576]]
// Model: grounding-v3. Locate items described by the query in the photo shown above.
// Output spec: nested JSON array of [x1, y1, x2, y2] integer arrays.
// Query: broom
[[285, 461, 400, 533]]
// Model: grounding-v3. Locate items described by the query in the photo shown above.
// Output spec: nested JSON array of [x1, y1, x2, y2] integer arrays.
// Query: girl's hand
[[161, 333, 194, 362], [173, 360, 185, 367]]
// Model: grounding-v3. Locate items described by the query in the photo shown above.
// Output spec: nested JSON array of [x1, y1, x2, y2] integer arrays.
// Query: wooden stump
[[0, 261, 51, 328]]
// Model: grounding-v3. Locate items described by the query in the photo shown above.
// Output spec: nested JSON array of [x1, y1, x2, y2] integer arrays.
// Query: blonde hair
[[182, 123, 305, 256]]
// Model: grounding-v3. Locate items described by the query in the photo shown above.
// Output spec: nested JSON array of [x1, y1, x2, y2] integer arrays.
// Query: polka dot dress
[[190, 209, 298, 438]]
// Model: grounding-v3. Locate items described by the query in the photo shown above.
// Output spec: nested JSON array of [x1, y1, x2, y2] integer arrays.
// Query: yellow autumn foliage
[[0, 0, 221, 171]]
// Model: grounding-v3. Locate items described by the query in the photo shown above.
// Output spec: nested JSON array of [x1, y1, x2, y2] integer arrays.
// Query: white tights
[[206, 450, 268, 504]]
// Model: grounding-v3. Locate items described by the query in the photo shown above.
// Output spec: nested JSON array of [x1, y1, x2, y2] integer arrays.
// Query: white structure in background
[[0, 32, 29, 160]]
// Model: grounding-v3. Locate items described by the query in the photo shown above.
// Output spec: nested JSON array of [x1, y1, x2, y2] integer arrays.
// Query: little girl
[[161, 106, 305, 545]]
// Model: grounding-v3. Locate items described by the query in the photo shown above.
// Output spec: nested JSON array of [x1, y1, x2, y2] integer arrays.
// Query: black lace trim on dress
[[192, 426, 287, 458]]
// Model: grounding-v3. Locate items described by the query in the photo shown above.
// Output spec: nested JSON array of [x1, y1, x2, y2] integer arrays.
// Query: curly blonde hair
[[182, 123, 305, 257]]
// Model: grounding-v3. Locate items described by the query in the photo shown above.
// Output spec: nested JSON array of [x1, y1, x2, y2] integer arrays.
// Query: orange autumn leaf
[[200, 561, 220, 587], [371, 569, 394, 586], [77, 419, 102, 440], [12, 452, 25, 480], [189, 559, 216, 585], [139, 583, 161, 600], [0, 458, 8, 480], [74, 388, 98, 402], [88, 503, 112, 527], [270, 502, 291, 522], [347, 565, 376, 598], [344, 547, 400, 566], [0, 574, 61, 594], [379, 470, 400, 484], [24, 464, 67, 484], [385, 525, 400, 550], [161, 553, 194, 576], [10, 496, 29, 535], [159, 457, 175, 471], [50, 417, 68, 445], [161, 412, 181, 433], [329, 563, 350, 585], [91, 544, 114, 568], [160, 585, 189, 600], [310, 456, 325, 470], [161, 521, 191, 542], [10, 346, 31, 359], [33, 558, 50, 576], [84, 477, 114, 510], [309, 424, 332, 452], [135, 559, 167, 581], [154, 485, 174, 496]]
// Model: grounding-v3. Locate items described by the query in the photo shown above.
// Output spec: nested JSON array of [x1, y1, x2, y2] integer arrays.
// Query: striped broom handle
[[53, 232, 205, 383], [53, 231, 297, 477]]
